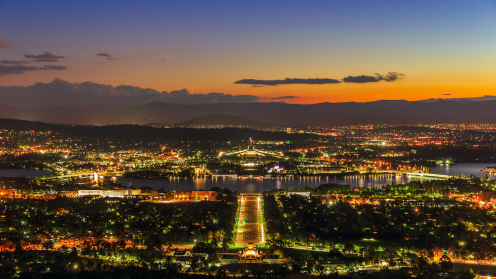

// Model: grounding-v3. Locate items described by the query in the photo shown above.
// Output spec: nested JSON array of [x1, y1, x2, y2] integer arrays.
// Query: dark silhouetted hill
[[0, 100, 495, 126], [0, 118, 315, 142], [176, 114, 278, 128]]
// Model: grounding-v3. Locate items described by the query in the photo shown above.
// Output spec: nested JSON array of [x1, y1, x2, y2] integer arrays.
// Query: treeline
[[265, 183, 351, 195], [263, 191, 496, 257], [263, 194, 287, 238], [386, 177, 486, 195], [123, 170, 170, 179]]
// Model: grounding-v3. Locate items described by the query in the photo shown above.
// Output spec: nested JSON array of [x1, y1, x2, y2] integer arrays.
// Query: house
[[174, 250, 192, 257]]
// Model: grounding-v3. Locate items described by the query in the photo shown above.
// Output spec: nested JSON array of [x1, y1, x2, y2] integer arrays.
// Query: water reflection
[[0, 162, 495, 193], [0, 169, 52, 178]]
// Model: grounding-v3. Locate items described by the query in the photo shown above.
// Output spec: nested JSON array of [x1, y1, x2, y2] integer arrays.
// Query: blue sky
[[1, 0, 496, 104]]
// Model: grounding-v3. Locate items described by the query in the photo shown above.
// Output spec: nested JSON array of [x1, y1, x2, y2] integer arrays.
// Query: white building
[[78, 189, 141, 198]]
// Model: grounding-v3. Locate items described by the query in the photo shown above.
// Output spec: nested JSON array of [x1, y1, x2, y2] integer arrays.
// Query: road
[[235, 195, 265, 245]]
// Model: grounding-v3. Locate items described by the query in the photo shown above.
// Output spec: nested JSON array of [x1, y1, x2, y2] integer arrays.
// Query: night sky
[[1, 0, 496, 106]]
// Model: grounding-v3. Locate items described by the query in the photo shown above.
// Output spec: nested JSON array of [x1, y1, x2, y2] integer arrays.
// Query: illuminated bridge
[[406, 173, 454, 179], [38, 172, 107, 180]]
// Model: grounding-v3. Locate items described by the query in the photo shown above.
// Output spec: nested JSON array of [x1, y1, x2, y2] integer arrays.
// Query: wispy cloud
[[96, 52, 118, 60], [0, 60, 27, 65], [235, 72, 405, 86], [0, 40, 10, 49], [0, 65, 67, 76], [343, 72, 404, 83], [235, 78, 341, 86], [271, 96, 298, 100], [24, 51, 65, 62]]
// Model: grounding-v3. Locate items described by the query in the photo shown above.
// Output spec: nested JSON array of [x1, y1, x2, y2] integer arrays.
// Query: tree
[[59, 245, 69, 253], [344, 242, 355, 254], [439, 254, 453, 271], [328, 249, 344, 260], [314, 263, 326, 276], [273, 249, 286, 259], [145, 233, 165, 251], [295, 251, 314, 262], [221, 237, 233, 252], [42, 240, 54, 250]]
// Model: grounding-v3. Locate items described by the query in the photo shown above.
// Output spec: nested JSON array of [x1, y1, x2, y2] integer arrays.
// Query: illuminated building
[[239, 243, 263, 263], [78, 189, 141, 198], [174, 190, 217, 201]]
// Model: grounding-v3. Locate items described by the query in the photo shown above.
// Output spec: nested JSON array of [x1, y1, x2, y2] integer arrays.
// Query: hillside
[[0, 100, 495, 126], [0, 118, 315, 142], [177, 114, 278, 128]]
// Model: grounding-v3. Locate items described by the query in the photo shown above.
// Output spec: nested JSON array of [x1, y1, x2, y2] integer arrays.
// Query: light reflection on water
[[0, 162, 495, 193], [103, 163, 496, 193], [0, 169, 52, 178], [106, 175, 423, 193]]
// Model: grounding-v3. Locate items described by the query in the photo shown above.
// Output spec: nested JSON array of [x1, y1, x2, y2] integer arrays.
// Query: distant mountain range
[[0, 99, 495, 126]]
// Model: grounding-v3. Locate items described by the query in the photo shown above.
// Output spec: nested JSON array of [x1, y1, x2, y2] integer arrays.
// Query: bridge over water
[[405, 172, 454, 179], [38, 172, 107, 180]]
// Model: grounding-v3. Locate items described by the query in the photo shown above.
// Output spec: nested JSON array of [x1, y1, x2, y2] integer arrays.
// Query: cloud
[[271, 96, 298, 100], [0, 65, 67, 76], [0, 79, 261, 107], [442, 94, 451, 96], [0, 40, 10, 49], [97, 52, 118, 60], [39, 65, 67, 70], [24, 51, 65, 62], [235, 73, 405, 86], [343, 72, 405, 83], [234, 78, 341, 86], [1, 60, 27, 65]]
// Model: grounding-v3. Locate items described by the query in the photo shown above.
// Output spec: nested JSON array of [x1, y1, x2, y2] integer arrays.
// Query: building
[[190, 191, 217, 200], [78, 189, 141, 198], [220, 246, 280, 265], [219, 254, 239, 264], [173, 250, 207, 269], [239, 243, 263, 264], [220, 139, 282, 178], [174, 191, 191, 200], [490, 198, 496, 208], [174, 190, 217, 201]]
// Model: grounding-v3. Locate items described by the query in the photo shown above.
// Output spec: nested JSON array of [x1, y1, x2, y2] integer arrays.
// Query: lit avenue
[[1, 120, 496, 278]]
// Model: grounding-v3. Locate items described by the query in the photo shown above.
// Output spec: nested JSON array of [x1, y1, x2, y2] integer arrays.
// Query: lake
[[0, 163, 495, 193], [106, 175, 417, 193], [0, 168, 53, 178]]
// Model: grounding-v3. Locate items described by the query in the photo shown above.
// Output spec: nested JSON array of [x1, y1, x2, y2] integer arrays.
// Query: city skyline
[[1, 1, 496, 105]]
